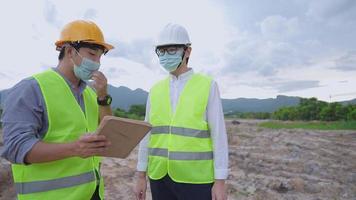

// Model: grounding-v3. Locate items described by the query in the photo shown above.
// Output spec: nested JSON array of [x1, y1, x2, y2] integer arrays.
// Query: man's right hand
[[72, 134, 111, 158], [135, 172, 147, 200], [24, 134, 110, 164]]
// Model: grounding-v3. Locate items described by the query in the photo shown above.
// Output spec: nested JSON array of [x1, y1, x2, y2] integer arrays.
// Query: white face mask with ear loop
[[70, 48, 100, 81], [158, 48, 187, 72]]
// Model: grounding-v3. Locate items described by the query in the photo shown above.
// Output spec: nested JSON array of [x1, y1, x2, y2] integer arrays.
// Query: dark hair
[[58, 42, 107, 60], [58, 47, 66, 60]]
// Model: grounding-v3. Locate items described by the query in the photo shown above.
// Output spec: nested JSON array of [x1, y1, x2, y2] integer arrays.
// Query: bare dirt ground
[[1, 120, 356, 200]]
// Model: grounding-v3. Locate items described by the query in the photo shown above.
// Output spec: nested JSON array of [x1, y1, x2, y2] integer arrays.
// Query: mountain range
[[1, 85, 355, 113]]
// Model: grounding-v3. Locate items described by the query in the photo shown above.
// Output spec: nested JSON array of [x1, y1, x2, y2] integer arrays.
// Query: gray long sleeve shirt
[[0, 68, 87, 164]]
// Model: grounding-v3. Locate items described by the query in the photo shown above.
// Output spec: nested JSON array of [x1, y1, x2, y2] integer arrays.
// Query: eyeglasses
[[155, 45, 186, 57], [70, 42, 108, 55]]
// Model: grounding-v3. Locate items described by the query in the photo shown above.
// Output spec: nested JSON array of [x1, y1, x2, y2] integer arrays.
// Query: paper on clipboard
[[96, 116, 152, 158]]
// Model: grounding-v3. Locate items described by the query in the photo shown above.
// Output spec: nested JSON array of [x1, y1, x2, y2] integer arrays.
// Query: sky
[[0, 0, 355, 102]]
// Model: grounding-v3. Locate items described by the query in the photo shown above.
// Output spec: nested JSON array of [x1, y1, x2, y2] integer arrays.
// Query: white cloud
[[260, 15, 300, 40], [306, 0, 356, 22], [333, 51, 356, 71], [0, 0, 355, 102], [0, 0, 230, 86], [44, 0, 61, 28], [83, 8, 97, 20], [100, 57, 165, 91]]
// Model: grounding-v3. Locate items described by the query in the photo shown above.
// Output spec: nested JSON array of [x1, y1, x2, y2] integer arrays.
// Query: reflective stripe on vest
[[149, 148, 213, 160], [151, 126, 210, 138], [15, 171, 95, 195]]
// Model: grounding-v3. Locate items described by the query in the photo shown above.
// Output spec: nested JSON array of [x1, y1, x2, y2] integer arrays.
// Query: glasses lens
[[156, 48, 163, 56], [167, 47, 178, 55]]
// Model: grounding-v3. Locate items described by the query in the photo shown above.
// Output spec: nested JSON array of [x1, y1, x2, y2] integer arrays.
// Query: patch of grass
[[259, 121, 356, 130]]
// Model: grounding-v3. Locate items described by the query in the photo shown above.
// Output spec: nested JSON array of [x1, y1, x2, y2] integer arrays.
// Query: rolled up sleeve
[[1, 79, 46, 164]]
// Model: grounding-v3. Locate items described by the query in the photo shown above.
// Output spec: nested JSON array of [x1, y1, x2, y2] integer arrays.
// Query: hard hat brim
[[156, 43, 191, 48]]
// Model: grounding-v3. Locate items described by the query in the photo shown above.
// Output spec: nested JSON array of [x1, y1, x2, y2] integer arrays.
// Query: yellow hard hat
[[55, 20, 114, 51]]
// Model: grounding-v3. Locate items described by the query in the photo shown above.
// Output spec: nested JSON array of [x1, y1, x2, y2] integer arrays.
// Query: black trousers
[[90, 186, 101, 200], [149, 175, 213, 200], [91, 170, 101, 200]]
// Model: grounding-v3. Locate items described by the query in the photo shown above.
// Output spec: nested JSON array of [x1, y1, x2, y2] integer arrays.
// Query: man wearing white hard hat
[[135, 23, 229, 200]]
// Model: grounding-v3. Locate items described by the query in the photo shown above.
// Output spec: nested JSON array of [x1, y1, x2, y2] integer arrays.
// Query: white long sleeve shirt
[[137, 69, 229, 179]]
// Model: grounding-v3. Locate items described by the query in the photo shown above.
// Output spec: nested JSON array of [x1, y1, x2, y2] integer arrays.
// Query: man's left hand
[[212, 179, 227, 200], [91, 71, 108, 98]]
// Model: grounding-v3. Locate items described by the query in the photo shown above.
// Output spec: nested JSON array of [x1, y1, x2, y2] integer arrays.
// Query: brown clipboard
[[96, 116, 152, 158]]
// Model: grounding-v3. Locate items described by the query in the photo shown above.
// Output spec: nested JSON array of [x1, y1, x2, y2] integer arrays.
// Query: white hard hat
[[156, 23, 191, 47]]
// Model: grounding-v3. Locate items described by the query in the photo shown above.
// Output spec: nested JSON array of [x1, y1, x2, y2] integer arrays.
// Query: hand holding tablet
[[96, 116, 152, 158]]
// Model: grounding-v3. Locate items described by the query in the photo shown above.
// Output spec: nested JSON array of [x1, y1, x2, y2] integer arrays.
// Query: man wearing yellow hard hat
[[1, 20, 114, 200], [135, 24, 229, 200]]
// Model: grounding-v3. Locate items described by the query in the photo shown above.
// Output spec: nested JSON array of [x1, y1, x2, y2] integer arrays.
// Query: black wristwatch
[[97, 95, 112, 106]]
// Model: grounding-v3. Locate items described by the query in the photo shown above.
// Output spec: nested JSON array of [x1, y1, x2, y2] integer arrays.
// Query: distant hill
[[222, 95, 301, 113], [108, 85, 148, 110], [107, 87, 302, 113], [341, 98, 356, 105], [107, 87, 301, 113], [1, 86, 355, 113]]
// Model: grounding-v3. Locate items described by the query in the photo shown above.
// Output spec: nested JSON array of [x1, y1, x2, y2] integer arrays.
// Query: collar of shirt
[[169, 68, 194, 83], [168, 68, 194, 113], [52, 67, 87, 94]]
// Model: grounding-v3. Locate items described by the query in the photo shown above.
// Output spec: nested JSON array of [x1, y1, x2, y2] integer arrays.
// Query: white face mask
[[158, 49, 184, 72], [71, 50, 100, 80]]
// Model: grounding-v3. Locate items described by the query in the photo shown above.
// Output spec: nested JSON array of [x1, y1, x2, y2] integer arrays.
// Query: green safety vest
[[148, 73, 214, 184], [11, 69, 104, 200]]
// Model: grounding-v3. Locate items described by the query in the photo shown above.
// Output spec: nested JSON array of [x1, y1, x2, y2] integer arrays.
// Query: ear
[[184, 47, 192, 58], [65, 46, 75, 60]]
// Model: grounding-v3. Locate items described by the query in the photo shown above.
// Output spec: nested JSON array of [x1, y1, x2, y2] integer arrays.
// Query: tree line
[[113, 104, 146, 120], [2, 97, 355, 126], [273, 98, 356, 121], [225, 97, 356, 121]]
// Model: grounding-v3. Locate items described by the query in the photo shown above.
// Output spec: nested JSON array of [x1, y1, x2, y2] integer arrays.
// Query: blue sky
[[0, 0, 355, 101]]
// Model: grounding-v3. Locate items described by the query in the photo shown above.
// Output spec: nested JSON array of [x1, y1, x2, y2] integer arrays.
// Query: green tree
[[298, 98, 327, 120], [273, 107, 294, 121], [319, 103, 342, 121], [286, 107, 299, 120], [271, 97, 354, 122], [347, 107, 356, 121], [126, 113, 143, 120], [113, 107, 127, 118], [128, 104, 146, 117], [113, 105, 146, 120], [336, 106, 349, 121]]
